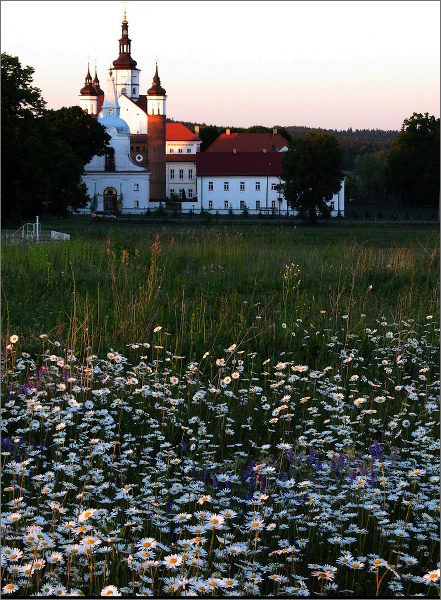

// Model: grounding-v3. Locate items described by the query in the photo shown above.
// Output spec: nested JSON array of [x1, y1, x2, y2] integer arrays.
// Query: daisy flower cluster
[[1, 317, 439, 597]]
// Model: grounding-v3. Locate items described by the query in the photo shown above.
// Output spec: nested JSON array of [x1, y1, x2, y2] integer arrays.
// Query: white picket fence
[[2, 218, 70, 244]]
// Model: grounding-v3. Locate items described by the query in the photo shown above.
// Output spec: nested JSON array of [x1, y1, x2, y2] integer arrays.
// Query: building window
[[240, 200, 245, 210], [134, 183, 139, 191], [179, 169, 184, 179], [170, 188, 175, 196], [224, 200, 229, 209], [271, 200, 276, 209], [255, 182, 261, 191], [135, 200, 139, 208], [169, 148, 174, 153], [178, 148, 183, 153], [208, 200, 213, 209], [224, 182, 229, 191], [256, 200, 261, 210], [188, 189, 193, 198], [188, 169, 193, 179], [271, 183, 277, 190], [208, 181, 214, 191], [187, 148, 192, 153], [170, 169, 175, 179], [179, 189, 184, 199], [240, 182, 245, 191], [329, 201, 335, 211]]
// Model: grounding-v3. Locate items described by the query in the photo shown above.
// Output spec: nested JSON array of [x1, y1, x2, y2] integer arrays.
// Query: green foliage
[[42, 106, 110, 164], [197, 124, 222, 151], [386, 112, 440, 208], [349, 152, 387, 201], [279, 131, 344, 222], [1, 54, 110, 225], [1, 53, 46, 123]]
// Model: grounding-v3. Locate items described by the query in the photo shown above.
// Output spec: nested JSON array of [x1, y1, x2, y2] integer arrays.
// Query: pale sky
[[2, 0, 439, 131]]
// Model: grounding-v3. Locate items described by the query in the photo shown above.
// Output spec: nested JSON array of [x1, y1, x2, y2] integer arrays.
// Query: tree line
[[2, 53, 439, 227]]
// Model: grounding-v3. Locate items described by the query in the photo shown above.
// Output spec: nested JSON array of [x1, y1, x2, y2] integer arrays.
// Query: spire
[[147, 61, 166, 96], [80, 63, 97, 96], [101, 67, 120, 112], [98, 67, 130, 134], [93, 66, 104, 96], [93, 64, 104, 113], [112, 10, 137, 69]]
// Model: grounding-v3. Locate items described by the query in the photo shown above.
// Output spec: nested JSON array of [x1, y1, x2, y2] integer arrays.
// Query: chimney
[[273, 128, 277, 136], [195, 125, 200, 135], [226, 128, 231, 136]]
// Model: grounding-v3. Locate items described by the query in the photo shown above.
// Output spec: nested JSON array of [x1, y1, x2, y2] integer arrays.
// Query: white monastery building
[[78, 11, 344, 217]]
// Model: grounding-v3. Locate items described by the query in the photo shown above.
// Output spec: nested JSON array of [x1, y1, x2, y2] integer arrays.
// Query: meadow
[[1, 222, 440, 597]]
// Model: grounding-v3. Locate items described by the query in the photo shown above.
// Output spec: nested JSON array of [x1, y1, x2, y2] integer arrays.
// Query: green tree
[[279, 131, 343, 222], [42, 106, 110, 165], [198, 125, 222, 151], [1, 54, 110, 225], [353, 152, 387, 202], [245, 125, 270, 133], [386, 112, 440, 207], [1, 54, 47, 224]]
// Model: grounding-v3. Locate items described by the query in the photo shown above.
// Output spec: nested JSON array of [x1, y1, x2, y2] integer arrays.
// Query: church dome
[[98, 112, 130, 135]]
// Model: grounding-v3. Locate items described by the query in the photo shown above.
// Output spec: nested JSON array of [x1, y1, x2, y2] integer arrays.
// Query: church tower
[[79, 64, 99, 116], [112, 11, 140, 100], [93, 67, 105, 114], [146, 62, 167, 202]]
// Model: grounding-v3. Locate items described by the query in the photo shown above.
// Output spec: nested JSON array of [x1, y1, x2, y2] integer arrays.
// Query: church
[[79, 10, 201, 214], [79, 11, 344, 217]]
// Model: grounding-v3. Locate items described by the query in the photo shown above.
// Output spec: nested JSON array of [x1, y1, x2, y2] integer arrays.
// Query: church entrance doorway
[[103, 188, 118, 213]]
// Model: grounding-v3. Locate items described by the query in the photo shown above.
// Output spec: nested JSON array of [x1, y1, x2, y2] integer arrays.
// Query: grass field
[[2, 221, 439, 359], [1, 221, 439, 597]]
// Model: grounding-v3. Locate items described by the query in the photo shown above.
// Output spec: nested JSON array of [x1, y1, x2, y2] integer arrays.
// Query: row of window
[[170, 169, 193, 180], [169, 148, 193, 154], [207, 181, 278, 192], [204, 200, 278, 210], [170, 188, 194, 199]]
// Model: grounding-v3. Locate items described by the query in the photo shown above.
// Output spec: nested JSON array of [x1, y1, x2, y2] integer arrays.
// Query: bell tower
[[147, 61, 167, 203], [112, 11, 140, 100]]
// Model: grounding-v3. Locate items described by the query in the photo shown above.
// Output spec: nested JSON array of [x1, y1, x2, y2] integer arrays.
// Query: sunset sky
[[2, 0, 439, 131]]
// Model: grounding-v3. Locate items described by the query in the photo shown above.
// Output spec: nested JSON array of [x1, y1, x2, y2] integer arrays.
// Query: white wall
[[197, 174, 286, 212], [118, 94, 147, 134], [196, 175, 345, 216], [166, 161, 197, 201]]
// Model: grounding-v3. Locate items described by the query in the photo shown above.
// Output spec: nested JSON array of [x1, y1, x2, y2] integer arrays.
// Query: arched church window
[[105, 148, 115, 172]]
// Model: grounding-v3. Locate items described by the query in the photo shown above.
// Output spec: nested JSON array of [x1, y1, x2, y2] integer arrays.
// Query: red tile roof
[[166, 122, 201, 141], [206, 132, 289, 153], [196, 152, 283, 177]]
